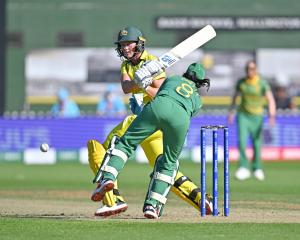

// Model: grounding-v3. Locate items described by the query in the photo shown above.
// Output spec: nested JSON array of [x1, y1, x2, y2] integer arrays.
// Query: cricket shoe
[[95, 201, 128, 217], [91, 180, 114, 202], [143, 205, 159, 219], [235, 167, 251, 181], [253, 169, 265, 181]]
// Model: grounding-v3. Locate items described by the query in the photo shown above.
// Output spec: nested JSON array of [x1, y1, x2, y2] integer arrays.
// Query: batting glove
[[134, 67, 153, 90], [142, 60, 165, 76]]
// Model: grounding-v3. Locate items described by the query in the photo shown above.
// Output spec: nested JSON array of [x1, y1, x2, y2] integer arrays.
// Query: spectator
[[97, 88, 126, 116], [51, 88, 80, 118], [274, 86, 296, 110]]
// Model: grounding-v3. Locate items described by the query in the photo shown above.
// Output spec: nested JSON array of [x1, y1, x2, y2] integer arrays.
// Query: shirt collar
[[139, 50, 148, 60], [246, 74, 259, 85]]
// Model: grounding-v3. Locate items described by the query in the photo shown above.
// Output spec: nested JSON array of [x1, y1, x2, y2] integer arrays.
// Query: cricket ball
[[40, 143, 49, 152]]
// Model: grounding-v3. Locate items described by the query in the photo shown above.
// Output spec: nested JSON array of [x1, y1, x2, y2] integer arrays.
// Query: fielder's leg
[[97, 104, 159, 203], [237, 112, 250, 169], [88, 139, 127, 216], [141, 129, 210, 212], [250, 115, 265, 181], [250, 115, 263, 171], [143, 97, 195, 218], [143, 155, 178, 219], [88, 139, 119, 207], [235, 112, 251, 180], [89, 115, 142, 216]]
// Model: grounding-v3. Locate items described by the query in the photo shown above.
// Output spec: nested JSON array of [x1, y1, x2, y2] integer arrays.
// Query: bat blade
[[159, 25, 216, 68]]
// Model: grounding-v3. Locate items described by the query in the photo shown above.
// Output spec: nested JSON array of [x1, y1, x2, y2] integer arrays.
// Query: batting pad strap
[[149, 191, 167, 205], [103, 166, 118, 178], [110, 149, 128, 162], [173, 175, 191, 188], [153, 172, 174, 185], [189, 188, 201, 201], [113, 189, 120, 196]]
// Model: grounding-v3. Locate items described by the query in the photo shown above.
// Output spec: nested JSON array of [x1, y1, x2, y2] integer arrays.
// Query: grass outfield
[[0, 161, 299, 239], [1, 218, 299, 240]]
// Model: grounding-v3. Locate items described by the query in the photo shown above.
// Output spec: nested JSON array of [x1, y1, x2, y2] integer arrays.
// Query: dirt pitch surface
[[1, 190, 300, 223]]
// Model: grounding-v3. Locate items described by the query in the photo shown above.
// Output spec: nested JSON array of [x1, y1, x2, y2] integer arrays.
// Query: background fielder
[[228, 60, 276, 181]]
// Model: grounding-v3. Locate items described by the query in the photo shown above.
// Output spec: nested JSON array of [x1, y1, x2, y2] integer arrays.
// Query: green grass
[[1, 161, 299, 202], [0, 218, 299, 240], [0, 161, 300, 239]]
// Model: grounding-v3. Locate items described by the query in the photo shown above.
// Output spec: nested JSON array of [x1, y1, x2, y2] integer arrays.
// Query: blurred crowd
[[50, 68, 298, 118], [96, 85, 126, 116], [273, 85, 296, 110], [51, 86, 128, 118]]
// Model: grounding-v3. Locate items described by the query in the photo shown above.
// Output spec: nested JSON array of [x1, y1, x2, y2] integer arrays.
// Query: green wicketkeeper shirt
[[156, 75, 202, 117]]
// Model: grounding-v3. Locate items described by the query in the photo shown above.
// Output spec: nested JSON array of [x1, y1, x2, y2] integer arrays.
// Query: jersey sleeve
[[261, 79, 270, 94], [235, 79, 242, 92], [120, 61, 128, 75], [154, 71, 166, 80]]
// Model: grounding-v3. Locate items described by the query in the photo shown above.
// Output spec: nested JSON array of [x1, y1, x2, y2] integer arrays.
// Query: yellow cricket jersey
[[121, 50, 166, 103], [236, 75, 270, 115]]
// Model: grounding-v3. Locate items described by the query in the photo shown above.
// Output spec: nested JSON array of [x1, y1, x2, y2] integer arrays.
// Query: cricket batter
[[91, 62, 212, 219], [228, 60, 276, 181], [88, 26, 211, 216]]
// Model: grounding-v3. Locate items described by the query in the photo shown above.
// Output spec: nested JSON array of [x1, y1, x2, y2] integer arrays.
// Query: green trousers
[[103, 96, 191, 212], [237, 111, 264, 170]]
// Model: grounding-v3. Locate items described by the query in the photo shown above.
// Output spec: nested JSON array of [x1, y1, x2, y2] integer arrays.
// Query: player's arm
[[144, 77, 165, 98], [229, 89, 239, 113], [265, 89, 276, 126], [121, 72, 165, 98], [120, 73, 140, 94], [289, 97, 297, 110], [228, 89, 239, 124]]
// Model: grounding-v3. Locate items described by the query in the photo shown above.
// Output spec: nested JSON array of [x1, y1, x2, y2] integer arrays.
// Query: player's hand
[[134, 68, 153, 89], [227, 112, 235, 125], [129, 95, 144, 115], [269, 115, 276, 127], [142, 60, 164, 76]]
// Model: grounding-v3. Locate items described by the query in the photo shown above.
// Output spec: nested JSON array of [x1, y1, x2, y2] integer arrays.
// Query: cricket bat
[[158, 25, 216, 68]]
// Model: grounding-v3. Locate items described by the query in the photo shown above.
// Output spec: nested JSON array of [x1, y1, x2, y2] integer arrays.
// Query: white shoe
[[235, 167, 251, 181], [143, 205, 159, 219], [91, 180, 114, 202], [253, 169, 265, 181], [95, 201, 128, 217]]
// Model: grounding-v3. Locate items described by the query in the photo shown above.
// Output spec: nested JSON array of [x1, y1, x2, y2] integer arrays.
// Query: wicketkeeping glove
[[129, 95, 144, 115]]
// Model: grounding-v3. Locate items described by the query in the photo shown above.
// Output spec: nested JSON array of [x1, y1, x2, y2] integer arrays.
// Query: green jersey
[[156, 76, 202, 117], [236, 76, 270, 115]]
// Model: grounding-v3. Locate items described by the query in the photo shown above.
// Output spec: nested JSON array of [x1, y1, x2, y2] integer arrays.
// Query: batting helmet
[[115, 26, 146, 58]]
